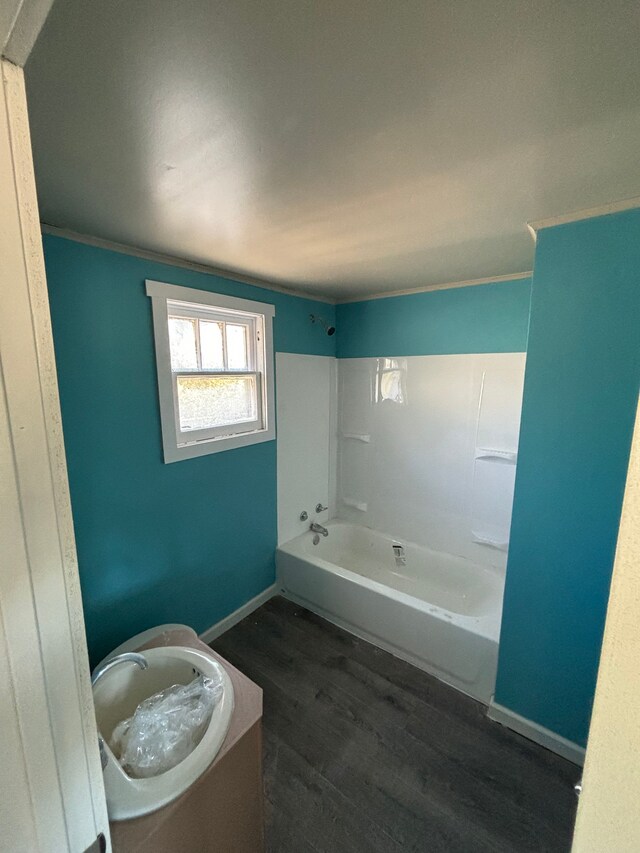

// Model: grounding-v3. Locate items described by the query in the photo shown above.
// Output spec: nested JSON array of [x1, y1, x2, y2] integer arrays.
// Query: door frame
[[0, 23, 111, 850]]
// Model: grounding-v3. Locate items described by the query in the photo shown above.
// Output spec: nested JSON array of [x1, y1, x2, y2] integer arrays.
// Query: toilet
[[99, 624, 264, 853]]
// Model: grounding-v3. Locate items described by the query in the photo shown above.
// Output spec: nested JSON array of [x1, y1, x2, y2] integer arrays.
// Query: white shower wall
[[276, 354, 337, 544], [336, 354, 526, 568]]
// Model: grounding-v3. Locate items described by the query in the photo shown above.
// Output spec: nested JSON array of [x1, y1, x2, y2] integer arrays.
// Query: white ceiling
[[26, 0, 640, 299]]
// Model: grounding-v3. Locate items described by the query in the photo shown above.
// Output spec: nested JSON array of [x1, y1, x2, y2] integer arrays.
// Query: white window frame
[[146, 280, 276, 462]]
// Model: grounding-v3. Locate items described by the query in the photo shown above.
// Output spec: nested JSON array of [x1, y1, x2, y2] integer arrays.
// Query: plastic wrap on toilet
[[110, 674, 224, 778]]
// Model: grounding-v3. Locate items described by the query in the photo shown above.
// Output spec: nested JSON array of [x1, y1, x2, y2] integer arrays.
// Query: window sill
[[164, 426, 275, 463]]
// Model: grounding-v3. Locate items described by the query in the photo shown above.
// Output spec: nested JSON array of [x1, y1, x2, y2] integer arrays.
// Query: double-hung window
[[146, 280, 275, 462]]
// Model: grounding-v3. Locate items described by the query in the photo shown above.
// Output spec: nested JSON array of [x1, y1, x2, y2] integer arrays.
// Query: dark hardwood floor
[[210, 596, 579, 853]]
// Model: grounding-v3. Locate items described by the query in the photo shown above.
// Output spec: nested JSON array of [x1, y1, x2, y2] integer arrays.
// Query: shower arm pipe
[[309, 314, 336, 336]]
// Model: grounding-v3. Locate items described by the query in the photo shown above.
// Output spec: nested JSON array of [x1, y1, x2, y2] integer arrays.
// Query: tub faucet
[[310, 522, 329, 537], [91, 652, 149, 686]]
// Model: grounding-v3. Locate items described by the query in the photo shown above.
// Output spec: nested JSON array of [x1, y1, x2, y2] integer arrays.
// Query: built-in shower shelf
[[342, 432, 371, 443], [341, 497, 368, 512], [471, 532, 509, 552], [474, 447, 517, 464]]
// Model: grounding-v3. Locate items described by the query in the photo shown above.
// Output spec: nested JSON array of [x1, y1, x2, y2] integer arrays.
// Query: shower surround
[[277, 352, 526, 703], [337, 354, 525, 568]]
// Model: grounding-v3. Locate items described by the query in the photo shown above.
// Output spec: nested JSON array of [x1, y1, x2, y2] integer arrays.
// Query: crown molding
[[40, 223, 336, 304], [41, 223, 531, 306], [528, 196, 640, 235], [38, 203, 640, 306], [41, 224, 535, 306], [335, 271, 532, 304]]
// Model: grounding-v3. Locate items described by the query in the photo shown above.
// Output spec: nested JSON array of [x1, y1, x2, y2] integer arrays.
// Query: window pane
[[168, 317, 197, 370], [199, 320, 224, 369], [177, 375, 257, 432], [226, 324, 248, 370]]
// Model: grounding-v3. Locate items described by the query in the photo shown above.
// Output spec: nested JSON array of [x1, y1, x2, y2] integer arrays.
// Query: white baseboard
[[488, 700, 585, 766], [199, 583, 278, 644]]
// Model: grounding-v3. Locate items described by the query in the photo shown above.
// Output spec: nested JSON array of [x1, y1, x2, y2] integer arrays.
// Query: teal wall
[[495, 209, 640, 746], [43, 234, 335, 664], [336, 277, 532, 358]]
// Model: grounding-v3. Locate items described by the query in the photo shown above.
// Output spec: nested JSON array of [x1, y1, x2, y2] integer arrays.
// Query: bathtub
[[276, 521, 505, 704]]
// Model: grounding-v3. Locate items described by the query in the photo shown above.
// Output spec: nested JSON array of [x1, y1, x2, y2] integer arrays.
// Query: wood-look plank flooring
[[211, 596, 579, 853]]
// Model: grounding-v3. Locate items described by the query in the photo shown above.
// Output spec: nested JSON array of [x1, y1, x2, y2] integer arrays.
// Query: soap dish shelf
[[474, 448, 517, 464], [341, 497, 368, 512], [472, 532, 509, 552], [342, 433, 371, 443]]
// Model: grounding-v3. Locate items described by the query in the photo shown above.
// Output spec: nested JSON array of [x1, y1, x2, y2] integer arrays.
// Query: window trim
[[146, 280, 276, 462]]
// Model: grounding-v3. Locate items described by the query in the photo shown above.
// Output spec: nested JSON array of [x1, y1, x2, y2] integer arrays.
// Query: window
[[146, 280, 275, 461]]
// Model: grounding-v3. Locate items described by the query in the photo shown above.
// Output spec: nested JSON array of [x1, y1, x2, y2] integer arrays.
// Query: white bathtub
[[276, 521, 505, 704]]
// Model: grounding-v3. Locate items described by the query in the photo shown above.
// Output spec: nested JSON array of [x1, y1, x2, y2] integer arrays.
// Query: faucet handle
[[315, 503, 328, 513]]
